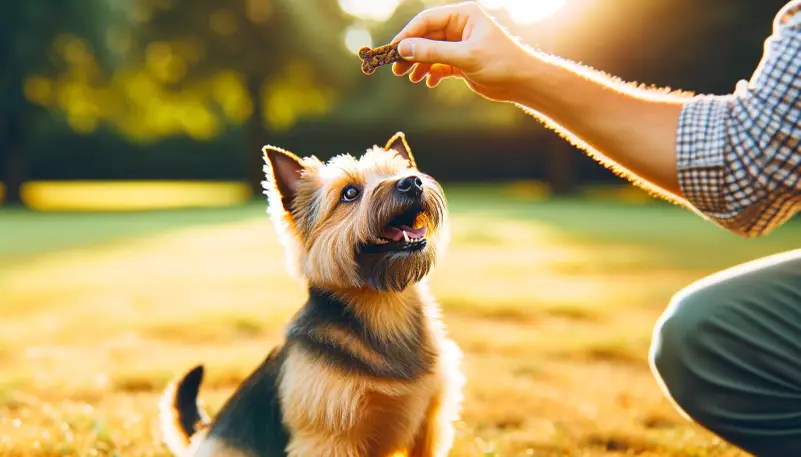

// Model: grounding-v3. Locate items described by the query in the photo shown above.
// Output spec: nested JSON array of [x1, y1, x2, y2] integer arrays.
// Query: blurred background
[[1, 1, 798, 456], [0, 0, 794, 207]]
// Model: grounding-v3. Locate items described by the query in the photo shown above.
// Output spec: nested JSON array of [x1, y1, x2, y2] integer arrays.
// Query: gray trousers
[[650, 249, 801, 456]]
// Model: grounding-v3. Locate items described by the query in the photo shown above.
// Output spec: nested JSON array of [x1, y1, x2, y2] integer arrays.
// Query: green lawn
[[0, 205, 260, 260], [2, 184, 795, 269]]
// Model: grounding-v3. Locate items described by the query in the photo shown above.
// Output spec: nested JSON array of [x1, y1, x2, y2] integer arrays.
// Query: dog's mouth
[[361, 206, 427, 255]]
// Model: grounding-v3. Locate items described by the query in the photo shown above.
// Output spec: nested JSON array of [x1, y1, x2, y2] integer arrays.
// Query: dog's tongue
[[381, 225, 427, 242]]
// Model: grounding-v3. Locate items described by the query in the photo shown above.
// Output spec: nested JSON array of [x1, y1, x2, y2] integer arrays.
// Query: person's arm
[[511, 51, 686, 202], [391, 1, 801, 237]]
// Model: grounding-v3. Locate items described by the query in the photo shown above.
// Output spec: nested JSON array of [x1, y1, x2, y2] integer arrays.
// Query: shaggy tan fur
[[160, 132, 464, 457], [279, 284, 464, 457]]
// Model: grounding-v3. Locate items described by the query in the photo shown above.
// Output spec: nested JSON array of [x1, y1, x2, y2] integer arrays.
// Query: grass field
[[1, 184, 797, 456]]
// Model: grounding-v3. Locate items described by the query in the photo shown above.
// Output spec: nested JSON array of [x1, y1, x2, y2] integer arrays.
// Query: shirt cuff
[[676, 95, 732, 216]]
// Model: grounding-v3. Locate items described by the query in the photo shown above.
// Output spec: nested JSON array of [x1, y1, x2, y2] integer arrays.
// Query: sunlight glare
[[338, 0, 401, 22], [476, 0, 506, 9], [344, 26, 373, 55], [479, 0, 567, 25]]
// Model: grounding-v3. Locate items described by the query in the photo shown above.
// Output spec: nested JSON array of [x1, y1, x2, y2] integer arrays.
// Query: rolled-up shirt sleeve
[[676, 5, 801, 237]]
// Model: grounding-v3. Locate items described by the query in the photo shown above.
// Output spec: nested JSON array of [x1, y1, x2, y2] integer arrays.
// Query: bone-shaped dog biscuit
[[358, 44, 406, 75]]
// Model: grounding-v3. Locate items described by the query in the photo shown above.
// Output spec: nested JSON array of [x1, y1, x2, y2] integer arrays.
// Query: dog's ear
[[263, 145, 306, 212], [384, 131, 416, 169]]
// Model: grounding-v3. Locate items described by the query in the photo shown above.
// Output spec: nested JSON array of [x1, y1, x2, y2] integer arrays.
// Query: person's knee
[[649, 261, 794, 416], [649, 285, 723, 418], [650, 256, 801, 456]]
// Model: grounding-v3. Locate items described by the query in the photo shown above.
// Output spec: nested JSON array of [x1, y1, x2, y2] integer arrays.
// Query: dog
[[158, 132, 465, 457]]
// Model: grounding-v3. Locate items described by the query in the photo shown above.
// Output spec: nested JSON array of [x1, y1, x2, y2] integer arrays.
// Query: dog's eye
[[341, 185, 361, 202]]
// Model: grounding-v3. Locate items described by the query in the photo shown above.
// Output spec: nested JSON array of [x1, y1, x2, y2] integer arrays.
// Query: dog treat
[[358, 44, 406, 75]]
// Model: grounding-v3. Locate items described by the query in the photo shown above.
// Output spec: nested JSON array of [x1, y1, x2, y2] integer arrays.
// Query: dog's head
[[262, 132, 448, 292]]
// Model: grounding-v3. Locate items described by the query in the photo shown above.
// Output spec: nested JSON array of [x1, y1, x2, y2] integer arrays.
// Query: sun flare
[[344, 26, 373, 54], [338, 0, 401, 22], [338, 0, 566, 24], [479, 0, 567, 25]]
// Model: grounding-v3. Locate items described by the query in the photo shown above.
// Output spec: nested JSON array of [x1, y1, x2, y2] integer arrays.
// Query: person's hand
[[391, 1, 533, 102]]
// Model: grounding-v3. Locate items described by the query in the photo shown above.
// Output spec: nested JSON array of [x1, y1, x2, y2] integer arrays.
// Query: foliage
[[0, 0, 120, 116], [2, 0, 794, 203], [20, 0, 354, 142], [0, 0, 125, 204]]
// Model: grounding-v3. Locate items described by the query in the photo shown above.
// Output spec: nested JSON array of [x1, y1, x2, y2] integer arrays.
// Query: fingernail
[[399, 40, 414, 59]]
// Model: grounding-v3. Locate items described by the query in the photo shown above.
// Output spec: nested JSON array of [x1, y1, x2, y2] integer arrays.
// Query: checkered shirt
[[676, 0, 801, 237]]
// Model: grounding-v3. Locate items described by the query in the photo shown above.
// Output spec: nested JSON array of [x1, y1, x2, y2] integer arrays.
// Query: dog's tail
[[159, 365, 211, 457]]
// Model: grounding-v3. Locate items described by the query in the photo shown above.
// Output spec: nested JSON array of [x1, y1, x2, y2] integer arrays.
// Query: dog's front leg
[[286, 433, 363, 457], [409, 339, 464, 457], [408, 388, 454, 457]]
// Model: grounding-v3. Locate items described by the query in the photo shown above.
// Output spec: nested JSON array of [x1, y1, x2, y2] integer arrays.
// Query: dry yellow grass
[[0, 197, 773, 457]]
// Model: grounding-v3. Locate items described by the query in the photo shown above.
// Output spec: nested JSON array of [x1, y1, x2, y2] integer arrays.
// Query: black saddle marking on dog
[[287, 288, 436, 380], [206, 346, 291, 457]]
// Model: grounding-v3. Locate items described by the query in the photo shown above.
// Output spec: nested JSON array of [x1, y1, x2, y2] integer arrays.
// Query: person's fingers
[[425, 73, 443, 88], [426, 64, 453, 83], [392, 61, 415, 76], [391, 2, 480, 44], [398, 38, 474, 69], [393, 28, 449, 76], [409, 63, 432, 83], [431, 64, 462, 79], [425, 64, 458, 87], [421, 29, 448, 42]]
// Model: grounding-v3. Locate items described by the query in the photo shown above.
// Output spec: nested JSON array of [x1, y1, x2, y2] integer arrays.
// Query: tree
[[122, 0, 354, 192], [0, 0, 118, 206]]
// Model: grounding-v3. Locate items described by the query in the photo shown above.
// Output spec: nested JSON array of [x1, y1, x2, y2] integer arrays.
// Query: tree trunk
[[545, 133, 576, 196], [246, 74, 268, 197], [0, 112, 26, 206]]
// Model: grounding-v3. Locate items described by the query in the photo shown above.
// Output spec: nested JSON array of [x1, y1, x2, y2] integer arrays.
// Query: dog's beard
[[358, 247, 436, 292], [355, 186, 445, 291]]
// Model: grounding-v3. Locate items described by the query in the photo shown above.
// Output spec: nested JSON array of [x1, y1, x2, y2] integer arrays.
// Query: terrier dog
[[159, 132, 464, 457]]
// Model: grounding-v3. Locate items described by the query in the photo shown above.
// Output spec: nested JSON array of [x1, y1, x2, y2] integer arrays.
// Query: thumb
[[397, 38, 473, 69]]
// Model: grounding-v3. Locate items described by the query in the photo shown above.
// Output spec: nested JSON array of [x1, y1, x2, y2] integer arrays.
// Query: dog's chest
[[279, 344, 438, 450], [286, 290, 437, 381]]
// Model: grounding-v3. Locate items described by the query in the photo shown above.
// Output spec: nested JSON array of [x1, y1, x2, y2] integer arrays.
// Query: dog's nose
[[396, 176, 423, 196]]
